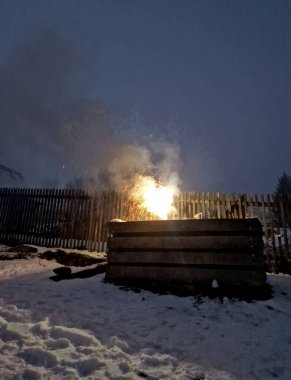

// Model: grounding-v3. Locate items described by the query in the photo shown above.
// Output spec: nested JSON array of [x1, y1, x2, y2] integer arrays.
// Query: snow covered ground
[[0, 245, 291, 380]]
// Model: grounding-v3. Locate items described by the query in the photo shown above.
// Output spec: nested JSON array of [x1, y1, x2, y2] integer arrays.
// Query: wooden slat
[[87, 193, 95, 250], [54, 189, 63, 248], [188, 191, 194, 219], [226, 193, 231, 219], [64, 189, 74, 248], [238, 193, 244, 219], [254, 194, 260, 219], [108, 251, 265, 266], [190, 192, 195, 218], [216, 193, 221, 219], [51, 189, 59, 247], [249, 194, 254, 217], [74, 189, 83, 248], [9, 188, 19, 242], [206, 192, 210, 218], [95, 192, 103, 251], [196, 192, 201, 218], [106, 266, 266, 287], [201, 192, 205, 218], [89, 191, 98, 251], [108, 235, 262, 251], [5, 189, 14, 242], [21, 189, 31, 243], [100, 191, 110, 252], [109, 218, 262, 234], [8, 188, 20, 242], [260, 194, 268, 239], [27, 189, 38, 244], [266, 194, 276, 255], [232, 193, 238, 218], [2, 188, 12, 241], [80, 190, 89, 248], [242, 194, 248, 218], [97, 191, 106, 252], [221, 193, 226, 219], [211, 192, 215, 218], [59, 189, 68, 248], [46, 189, 56, 247]]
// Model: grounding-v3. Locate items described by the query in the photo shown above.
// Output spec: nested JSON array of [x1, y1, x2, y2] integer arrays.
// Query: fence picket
[[249, 194, 254, 217], [237, 193, 243, 219], [273, 195, 283, 257], [260, 194, 268, 238], [221, 193, 226, 219], [254, 194, 260, 219], [232, 194, 238, 218], [242, 194, 248, 218], [266, 194, 276, 265], [196, 192, 201, 218]]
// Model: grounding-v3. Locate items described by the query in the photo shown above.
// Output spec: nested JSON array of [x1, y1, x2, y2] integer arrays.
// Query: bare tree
[[0, 164, 23, 180]]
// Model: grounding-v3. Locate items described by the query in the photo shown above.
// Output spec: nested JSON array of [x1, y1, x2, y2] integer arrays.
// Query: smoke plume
[[0, 29, 182, 196], [107, 141, 181, 195], [0, 29, 113, 188]]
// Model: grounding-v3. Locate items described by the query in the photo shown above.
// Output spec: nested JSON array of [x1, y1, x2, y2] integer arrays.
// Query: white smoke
[[107, 141, 181, 196]]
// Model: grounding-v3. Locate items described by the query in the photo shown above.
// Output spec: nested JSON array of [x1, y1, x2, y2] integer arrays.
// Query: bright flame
[[132, 176, 177, 219]]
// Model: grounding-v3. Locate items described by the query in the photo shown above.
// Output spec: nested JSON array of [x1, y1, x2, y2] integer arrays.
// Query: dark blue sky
[[0, 0, 290, 192]]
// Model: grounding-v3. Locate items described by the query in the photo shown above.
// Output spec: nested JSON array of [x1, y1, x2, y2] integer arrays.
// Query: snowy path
[[0, 256, 290, 379]]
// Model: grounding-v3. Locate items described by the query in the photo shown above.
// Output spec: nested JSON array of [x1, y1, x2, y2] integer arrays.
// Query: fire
[[132, 176, 177, 219]]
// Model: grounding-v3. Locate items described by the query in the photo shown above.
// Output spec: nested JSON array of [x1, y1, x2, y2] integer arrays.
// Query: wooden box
[[106, 218, 266, 291]]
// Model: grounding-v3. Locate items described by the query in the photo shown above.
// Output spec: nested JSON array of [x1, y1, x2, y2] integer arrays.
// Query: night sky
[[0, 0, 290, 193]]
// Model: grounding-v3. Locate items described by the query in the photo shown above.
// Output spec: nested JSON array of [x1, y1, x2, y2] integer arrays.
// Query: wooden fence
[[0, 188, 290, 272]]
